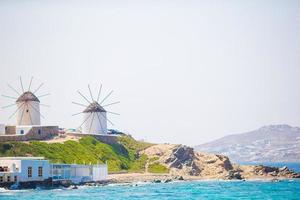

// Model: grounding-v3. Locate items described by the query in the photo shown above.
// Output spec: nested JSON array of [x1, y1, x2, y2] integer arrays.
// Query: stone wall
[[5, 126, 16, 135], [0, 126, 59, 142]]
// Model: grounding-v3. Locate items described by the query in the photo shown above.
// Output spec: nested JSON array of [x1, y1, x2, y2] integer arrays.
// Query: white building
[[0, 157, 50, 183], [51, 163, 108, 183], [0, 157, 108, 184], [82, 102, 107, 135], [16, 91, 41, 126]]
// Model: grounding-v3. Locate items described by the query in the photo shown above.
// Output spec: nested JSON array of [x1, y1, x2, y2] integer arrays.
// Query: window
[[0, 177, 3, 182], [38, 129, 41, 134], [38, 166, 43, 177], [26, 109, 29, 113], [14, 176, 17, 182], [7, 176, 10, 182], [28, 167, 32, 178], [20, 130, 24, 134]]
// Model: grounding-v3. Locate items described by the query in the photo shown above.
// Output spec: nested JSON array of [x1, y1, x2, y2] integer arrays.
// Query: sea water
[[0, 180, 300, 200], [1, 163, 300, 200]]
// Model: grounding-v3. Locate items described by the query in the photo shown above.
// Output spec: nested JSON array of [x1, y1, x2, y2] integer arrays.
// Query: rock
[[166, 145, 195, 168], [271, 179, 281, 182], [152, 179, 161, 183], [293, 173, 300, 178], [279, 166, 288, 172], [216, 155, 233, 170], [72, 185, 78, 189], [173, 176, 184, 180], [164, 179, 172, 183], [165, 145, 201, 176], [226, 170, 243, 180], [268, 171, 278, 176]]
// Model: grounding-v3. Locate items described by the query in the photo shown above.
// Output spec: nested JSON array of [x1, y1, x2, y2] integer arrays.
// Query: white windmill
[[2, 77, 50, 126], [72, 84, 120, 135]]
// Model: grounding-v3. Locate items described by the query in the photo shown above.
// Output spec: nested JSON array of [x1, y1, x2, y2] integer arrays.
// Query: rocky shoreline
[[108, 171, 300, 185], [140, 144, 300, 180], [1, 171, 299, 190]]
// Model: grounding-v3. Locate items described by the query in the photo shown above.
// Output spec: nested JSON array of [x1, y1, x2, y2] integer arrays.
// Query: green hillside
[[0, 135, 153, 172]]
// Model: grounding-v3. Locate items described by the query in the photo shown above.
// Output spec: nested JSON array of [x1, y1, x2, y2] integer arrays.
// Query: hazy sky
[[0, 0, 299, 145]]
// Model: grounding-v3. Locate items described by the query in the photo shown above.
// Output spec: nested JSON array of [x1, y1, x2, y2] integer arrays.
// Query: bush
[[148, 162, 169, 173]]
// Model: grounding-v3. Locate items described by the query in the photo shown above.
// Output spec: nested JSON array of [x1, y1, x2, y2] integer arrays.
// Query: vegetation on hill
[[148, 162, 169, 173], [0, 135, 153, 172]]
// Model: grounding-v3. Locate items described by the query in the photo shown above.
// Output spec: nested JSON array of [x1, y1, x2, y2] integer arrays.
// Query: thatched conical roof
[[16, 91, 40, 103], [83, 101, 106, 113]]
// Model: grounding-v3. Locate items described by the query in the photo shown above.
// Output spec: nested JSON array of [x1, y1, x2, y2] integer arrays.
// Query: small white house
[[0, 157, 50, 183]]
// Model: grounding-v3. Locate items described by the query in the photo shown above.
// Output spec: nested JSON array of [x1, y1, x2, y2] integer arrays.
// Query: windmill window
[[26, 109, 29, 113], [20, 130, 24, 134]]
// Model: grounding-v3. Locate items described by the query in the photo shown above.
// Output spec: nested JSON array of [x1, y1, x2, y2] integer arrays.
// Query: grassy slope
[[0, 135, 153, 172], [148, 162, 169, 173]]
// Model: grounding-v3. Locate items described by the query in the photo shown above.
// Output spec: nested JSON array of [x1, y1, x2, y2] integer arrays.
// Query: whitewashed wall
[[92, 164, 108, 181], [16, 101, 41, 126], [16, 126, 32, 135], [0, 160, 21, 173], [19, 160, 50, 182], [82, 112, 107, 134], [0, 159, 50, 182]]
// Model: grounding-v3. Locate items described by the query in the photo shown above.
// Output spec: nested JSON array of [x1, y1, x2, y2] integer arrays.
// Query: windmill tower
[[72, 84, 119, 135], [2, 77, 49, 126], [16, 91, 41, 125]]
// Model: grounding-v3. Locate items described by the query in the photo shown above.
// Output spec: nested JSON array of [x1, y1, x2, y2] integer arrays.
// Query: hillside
[[0, 133, 299, 180], [0, 135, 153, 172], [194, 124, 300, 162]]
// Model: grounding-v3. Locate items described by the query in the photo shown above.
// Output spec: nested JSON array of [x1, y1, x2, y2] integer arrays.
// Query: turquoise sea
[[1, 180, 300, 200], [1, 163, 300, 200]]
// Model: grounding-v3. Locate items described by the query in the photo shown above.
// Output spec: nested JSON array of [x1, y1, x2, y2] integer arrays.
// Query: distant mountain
[[194, 124, 300, 162]]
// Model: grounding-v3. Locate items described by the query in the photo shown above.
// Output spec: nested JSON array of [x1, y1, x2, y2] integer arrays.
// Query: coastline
[[0, 172, 297, 190], [108, 172, 297, 184]]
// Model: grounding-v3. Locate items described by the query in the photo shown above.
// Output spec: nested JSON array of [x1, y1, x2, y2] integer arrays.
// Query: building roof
[[16, 91, 40, 103], [83, 101, 106, 113]]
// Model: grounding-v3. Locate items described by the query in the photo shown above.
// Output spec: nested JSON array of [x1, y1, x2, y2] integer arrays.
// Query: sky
[[0, 0, 299, 146]]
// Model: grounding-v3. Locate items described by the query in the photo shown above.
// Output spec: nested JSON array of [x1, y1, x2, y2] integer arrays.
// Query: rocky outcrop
[[165, 145, 201, 175], [141, 144, 300, 179]]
